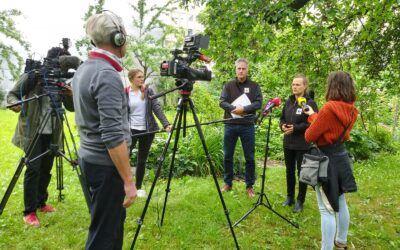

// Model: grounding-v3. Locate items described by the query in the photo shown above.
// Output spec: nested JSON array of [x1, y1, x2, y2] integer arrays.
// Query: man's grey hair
[[85, 12, 125, 46], [235, 58, 248, 67]]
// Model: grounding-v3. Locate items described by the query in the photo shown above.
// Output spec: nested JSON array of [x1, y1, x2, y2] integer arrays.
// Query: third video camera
[[160, 34, 212, 81]]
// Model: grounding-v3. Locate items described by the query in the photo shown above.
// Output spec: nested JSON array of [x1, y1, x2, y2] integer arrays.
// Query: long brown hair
[[128, 69, 144, 100], [325, 71, 356, 102]]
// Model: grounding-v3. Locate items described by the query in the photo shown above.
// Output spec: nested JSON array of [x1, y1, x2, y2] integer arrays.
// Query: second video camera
[[160, 34, 212, 81]]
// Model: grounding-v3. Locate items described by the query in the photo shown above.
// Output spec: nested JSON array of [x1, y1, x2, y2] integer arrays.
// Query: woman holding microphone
[[304, 71, 358, 250]]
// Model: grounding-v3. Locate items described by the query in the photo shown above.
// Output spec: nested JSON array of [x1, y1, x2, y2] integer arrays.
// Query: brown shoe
[[220, 184, 232, 192], [246, 187, 255, 198], [334, 241, 348, 250]]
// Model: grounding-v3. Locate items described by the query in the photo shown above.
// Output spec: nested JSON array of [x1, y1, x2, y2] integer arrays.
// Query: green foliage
[[191, 83, 223, 121], [142, 124, 225, 178], [346, 127, 381, 160], [124, 0, 185, 78], [0, 9, 30, 81], [197, 0, 400, 147], [346, 126, 399, 161], [75, 0, 105, 56], [0, 86, 5, 105]]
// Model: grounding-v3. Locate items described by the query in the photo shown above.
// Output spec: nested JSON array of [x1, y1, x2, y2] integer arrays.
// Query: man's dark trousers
[[81, 159, 126, 250], [223, 123, 255, 188]]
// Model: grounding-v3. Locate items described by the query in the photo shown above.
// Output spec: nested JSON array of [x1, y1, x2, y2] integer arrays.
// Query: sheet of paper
[[230, 93, 251, 118]]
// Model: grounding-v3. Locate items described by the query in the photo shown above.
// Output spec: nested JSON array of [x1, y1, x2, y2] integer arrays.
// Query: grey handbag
[[299, 146, 329, 187], [300, 110, 354, 187]]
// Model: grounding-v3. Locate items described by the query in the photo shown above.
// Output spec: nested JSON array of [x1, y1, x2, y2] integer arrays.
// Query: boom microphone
[[59, 55, 81, 74], [296, 96, 309, 111]]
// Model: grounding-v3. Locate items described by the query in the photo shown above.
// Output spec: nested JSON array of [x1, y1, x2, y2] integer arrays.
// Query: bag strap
[[335, 108, 355, 144]]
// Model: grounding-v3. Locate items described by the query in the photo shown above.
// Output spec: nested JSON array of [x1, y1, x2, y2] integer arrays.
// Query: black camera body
[[160, 34, 212, 81], [24, 38, 79, 92]]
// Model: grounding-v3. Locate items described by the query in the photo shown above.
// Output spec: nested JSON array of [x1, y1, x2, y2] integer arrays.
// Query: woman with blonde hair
[[128, 69, 171, 197], [280, 73, 318, 212]]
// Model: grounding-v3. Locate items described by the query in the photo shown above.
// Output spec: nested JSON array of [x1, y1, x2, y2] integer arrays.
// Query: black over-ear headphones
[[103, 10, 126, 48]]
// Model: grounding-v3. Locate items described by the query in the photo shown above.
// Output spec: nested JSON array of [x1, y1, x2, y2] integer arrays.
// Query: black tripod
[[130, 80, 240, 249], [233, 113, 299, 228], [0, 90, 91, 216]]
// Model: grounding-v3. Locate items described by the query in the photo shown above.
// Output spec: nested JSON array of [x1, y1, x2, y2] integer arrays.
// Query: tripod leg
[[56, 156, 64, 202], [261, 194, 299, 228], [187, 98, 240, 250], [233, 203, 259, 227], [161, 104, 184, 226], [234, 115, 299, 229], [0, 158, 26, 215], [131, 98, 184, 250], [60, 112, 91, 211]]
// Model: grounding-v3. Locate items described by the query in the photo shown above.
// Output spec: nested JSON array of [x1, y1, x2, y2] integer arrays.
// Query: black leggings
[[130, 129, 155, 189], [283, 148, 308, 202]]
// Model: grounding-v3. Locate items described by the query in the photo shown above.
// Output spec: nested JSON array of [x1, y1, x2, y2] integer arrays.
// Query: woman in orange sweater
[[304, 71, 358, 250]]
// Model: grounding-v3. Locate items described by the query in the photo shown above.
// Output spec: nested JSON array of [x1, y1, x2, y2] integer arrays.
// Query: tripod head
[[176, 79, 194, 96], [148, 78, 195, 100]]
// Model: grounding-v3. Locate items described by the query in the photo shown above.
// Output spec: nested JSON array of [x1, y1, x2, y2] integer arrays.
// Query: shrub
[[141, 125, 225, 178], [346, 126, 398, 161]]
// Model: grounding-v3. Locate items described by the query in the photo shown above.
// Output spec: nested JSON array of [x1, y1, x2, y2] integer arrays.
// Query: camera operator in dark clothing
[[279, 74, 318, 212], [7, 47, 74, 227], [219, 58, 263, 198]]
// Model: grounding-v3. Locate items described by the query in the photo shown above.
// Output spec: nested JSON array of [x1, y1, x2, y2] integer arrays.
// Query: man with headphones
[[72, 12, 136, 250]]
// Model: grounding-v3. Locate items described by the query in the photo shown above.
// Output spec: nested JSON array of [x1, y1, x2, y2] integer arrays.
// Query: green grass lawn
[[0, 109, 399, 249]]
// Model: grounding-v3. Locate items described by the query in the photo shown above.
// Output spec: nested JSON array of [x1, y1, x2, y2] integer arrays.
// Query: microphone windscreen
[[297, 97, 307, 106], [59, 56, 81, 73], [272, 97, 282, 106]]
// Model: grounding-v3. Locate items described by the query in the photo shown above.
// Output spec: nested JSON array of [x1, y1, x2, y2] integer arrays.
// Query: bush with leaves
[[137, 125, 224, 178], [346, 125, 399, 161]]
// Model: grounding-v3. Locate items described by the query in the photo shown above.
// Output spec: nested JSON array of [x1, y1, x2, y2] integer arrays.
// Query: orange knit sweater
[[305, 101, 358, 146]]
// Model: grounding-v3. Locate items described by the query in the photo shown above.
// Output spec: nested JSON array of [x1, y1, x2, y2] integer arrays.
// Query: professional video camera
[[160, 34, 212, 81], [24, 38, 81, 92]]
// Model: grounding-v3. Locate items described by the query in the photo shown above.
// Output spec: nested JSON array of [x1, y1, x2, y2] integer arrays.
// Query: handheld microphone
[[262, 97, 281, 116], [297, 96, 309, 111], [257, 97, 281, 126]]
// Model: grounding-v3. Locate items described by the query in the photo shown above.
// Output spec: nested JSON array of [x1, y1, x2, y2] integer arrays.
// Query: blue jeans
[[223, 124, 255, 188], [315, 186, 349, 250]]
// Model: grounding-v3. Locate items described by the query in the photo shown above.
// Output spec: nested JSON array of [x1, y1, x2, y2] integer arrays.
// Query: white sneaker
[[137, 189, 146, 198]]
